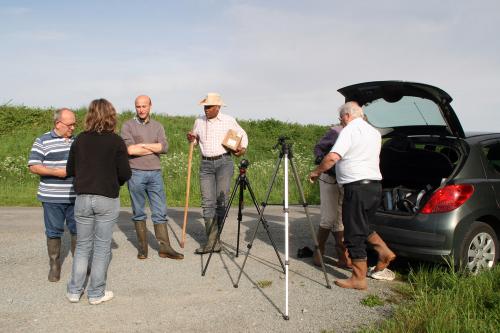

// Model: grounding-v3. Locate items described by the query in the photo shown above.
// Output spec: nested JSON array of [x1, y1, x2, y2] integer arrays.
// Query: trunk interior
[[378, 136, 462, 215]]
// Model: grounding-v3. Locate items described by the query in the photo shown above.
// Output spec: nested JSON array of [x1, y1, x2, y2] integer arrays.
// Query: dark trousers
[[342, 182, 381, 260]]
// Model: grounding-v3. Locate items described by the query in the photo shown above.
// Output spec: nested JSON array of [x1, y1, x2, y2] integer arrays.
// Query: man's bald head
[[135, 95, 152, 121], [135, 95, 152, 106]]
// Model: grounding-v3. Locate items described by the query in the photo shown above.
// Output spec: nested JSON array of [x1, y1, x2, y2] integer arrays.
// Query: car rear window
[[482, 142, 500, 173], [363, 96, 447, 128]]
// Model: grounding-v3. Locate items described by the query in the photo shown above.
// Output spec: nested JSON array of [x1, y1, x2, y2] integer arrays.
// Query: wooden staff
[[181, 141, 195, 248]]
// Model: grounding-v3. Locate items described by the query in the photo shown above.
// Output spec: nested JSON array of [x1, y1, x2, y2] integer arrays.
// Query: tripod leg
[[236, 181, 244, 257], [202, 177, 240, 276], [284, 154, 290, 320], [246, 178, 285, 272], [289, 157, 332, 289], [234, 155, 284, 288]]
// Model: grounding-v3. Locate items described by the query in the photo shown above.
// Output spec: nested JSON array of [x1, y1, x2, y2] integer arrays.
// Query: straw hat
[[199, 92, 226, 106]]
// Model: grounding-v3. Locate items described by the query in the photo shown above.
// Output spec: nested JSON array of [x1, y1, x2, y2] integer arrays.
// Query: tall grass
[[361, 264, 500, 333], [0, 105, 328, 206]]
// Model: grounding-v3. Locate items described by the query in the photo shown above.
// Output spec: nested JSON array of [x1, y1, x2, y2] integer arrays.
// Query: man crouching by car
[[309, 101, 396, 290]]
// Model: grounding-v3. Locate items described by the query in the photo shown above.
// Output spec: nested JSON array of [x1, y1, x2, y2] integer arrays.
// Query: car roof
[[465, 131, 499, 138], [464, 132, 500, 143]]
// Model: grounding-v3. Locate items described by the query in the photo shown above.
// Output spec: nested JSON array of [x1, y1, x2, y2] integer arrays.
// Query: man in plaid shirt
[[187, 93, 248, 254]]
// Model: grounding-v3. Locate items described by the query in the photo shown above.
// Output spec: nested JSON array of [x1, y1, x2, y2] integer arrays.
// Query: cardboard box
[[222, 129, 242, 152]]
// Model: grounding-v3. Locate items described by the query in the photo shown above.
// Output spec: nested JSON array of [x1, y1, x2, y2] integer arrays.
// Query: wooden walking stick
[[181, 141, 195, 248]]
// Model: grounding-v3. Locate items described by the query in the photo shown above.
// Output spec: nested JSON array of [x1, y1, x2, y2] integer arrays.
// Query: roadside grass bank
[[359, 263, 500, 333], [0, 105, 326, 206]]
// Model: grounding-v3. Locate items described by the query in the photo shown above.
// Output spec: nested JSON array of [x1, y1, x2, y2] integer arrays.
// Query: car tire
[[458, 222, 498, 274]]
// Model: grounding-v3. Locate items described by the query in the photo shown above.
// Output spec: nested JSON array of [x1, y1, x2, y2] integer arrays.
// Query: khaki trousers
[[319, 173, 344, 232]]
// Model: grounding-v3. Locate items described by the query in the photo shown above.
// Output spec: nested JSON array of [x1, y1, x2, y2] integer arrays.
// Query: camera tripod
[[234, 137, 332, 320], [201, 159, 286, 277]]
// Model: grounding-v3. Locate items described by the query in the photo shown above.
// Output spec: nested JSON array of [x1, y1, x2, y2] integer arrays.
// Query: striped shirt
[[28, 130, 75, 203], [192, 112, 248, 157]]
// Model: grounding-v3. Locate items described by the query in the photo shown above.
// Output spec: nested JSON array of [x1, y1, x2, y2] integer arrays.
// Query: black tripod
[[201, 159, 285, 276], [234, 137, 331, 320]]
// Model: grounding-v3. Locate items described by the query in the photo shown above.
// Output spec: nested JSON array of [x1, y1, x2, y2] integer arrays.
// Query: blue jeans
[[127, 169, 168, 224], [42, 202, 76, 238], [67, 195, 119, 299], [199, 155, 234, 220]]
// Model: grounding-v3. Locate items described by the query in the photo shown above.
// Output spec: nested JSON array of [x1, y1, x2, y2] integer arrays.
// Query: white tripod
[[234, 136, 332, 320]]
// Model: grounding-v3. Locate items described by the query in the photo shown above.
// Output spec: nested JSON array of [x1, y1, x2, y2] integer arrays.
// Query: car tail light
[[420, 184, 474, 214]]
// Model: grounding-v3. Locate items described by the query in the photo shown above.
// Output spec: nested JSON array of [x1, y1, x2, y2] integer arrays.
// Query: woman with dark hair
[[66, 98, 131, 305]]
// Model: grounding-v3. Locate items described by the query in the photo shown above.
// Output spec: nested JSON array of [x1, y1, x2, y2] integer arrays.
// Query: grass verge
[[0, 106, 327, 206], [361, 264, 500, 333]]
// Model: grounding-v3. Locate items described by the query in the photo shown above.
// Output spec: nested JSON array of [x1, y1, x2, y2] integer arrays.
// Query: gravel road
[[0, 206, 399, 332]]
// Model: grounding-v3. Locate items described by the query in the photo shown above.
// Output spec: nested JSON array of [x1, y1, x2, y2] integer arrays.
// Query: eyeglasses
[[58, 121, 76, 128]]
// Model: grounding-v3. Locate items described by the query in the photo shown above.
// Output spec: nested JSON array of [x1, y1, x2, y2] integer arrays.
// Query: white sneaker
[[66, 292, 82, 303], [367, 266, 396, 281], [88, 291, 114, 305]]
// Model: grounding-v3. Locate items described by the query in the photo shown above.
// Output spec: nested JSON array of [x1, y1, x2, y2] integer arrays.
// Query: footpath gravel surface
[[0, 206, 399, 333]]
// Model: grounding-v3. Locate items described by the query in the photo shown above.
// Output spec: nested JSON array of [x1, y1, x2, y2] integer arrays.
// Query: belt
[[202, 152, 231, 161], [347, 179, 381, 186]]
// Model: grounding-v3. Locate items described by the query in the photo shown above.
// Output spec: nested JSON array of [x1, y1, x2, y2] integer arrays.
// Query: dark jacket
[[67, 131, 131, 198], [313, 127, 341, 177]]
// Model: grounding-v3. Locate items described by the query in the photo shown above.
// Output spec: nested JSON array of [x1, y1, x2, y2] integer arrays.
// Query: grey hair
[[338, 101, 364, 119], [53, 108, 72, 124]]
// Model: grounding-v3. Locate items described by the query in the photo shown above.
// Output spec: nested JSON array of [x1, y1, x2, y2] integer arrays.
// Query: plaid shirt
[[192, 112, 248, 157]]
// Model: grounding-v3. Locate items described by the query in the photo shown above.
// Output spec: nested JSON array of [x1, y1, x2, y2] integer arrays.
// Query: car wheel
[[458, 222, 498, 274]]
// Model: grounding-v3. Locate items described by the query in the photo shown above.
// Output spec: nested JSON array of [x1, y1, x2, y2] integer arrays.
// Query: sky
[[1, 0, 499, 131]]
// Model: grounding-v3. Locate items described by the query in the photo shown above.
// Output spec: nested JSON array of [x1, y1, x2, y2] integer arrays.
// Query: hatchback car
[[338, 81, 500, 273]]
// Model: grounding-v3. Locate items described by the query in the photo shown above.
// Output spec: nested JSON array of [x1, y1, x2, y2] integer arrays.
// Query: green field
[[0, 105, 328, 206]]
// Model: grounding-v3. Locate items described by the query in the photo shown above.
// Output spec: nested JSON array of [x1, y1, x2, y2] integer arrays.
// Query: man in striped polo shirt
[[28, 108, 77, 282]]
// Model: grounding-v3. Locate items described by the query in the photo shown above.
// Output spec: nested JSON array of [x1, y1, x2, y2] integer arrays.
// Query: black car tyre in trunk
[[457, 222, 498, 274]]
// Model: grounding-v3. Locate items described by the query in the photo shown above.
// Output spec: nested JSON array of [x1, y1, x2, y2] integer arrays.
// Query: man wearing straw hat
[[187, 93, 248, 254]]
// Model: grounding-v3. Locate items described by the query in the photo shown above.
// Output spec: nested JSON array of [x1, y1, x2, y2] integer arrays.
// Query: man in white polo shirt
[[309, 101, 395, 290]]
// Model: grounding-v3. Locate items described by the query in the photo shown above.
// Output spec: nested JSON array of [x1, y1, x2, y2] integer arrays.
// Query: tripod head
[[273, 136, 293, 157], [239, 159, 250, 174]]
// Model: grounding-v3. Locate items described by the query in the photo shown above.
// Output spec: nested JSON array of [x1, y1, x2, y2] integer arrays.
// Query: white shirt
[[330, 117, 382, 185], [192, 112, 248, 157]]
